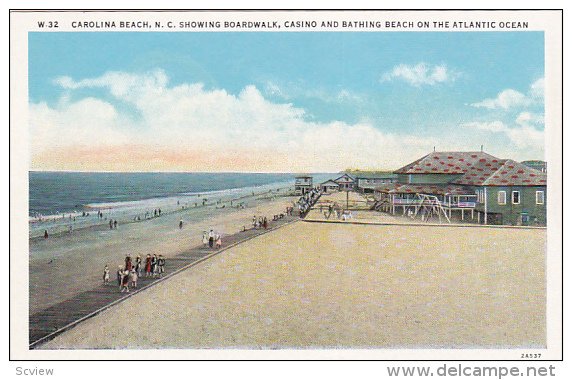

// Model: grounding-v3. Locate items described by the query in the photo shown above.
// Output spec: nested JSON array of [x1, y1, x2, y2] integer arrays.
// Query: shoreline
[[29, 193, 299, 315], [29, 186, 296, 240]]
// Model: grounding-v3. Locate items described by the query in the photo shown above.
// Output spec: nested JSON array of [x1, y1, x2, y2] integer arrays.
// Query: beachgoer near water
[[263, 217, 268, 229], [179, 219, 183, 229], [215, 234, 222, 249], [44, 230, 48, 239], [202, 231, 208, 248], [252, 216, 257, 229], [208, 229, 215, 248], [103, 265, 110, 285], [109, 220, 113, 230], [114, 220, 118, 229], [145, 254, 152, 277]]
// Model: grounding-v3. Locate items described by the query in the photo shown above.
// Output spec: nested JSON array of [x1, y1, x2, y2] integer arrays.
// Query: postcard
[[9, 9, 562, 361]]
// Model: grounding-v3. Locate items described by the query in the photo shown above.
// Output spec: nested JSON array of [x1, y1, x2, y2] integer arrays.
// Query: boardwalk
[[29, 214, 299, 349]]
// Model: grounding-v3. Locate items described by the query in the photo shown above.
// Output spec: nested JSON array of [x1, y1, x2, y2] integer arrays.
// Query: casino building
[[373, 151, 546, 226]]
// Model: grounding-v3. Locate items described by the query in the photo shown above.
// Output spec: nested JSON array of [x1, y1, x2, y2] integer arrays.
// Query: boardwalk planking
[[29, 214, 298, 348]]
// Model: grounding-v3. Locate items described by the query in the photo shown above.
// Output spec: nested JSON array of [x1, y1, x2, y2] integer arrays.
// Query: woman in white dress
[[202, 231, 208, 248]]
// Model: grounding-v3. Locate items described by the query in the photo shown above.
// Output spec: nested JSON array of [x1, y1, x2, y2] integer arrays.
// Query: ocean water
[[29, 171, 333, 237]]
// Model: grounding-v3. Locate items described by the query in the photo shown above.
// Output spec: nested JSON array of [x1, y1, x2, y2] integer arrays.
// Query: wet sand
[[43, 221, 546, 349], [30, 196, 297, 314]]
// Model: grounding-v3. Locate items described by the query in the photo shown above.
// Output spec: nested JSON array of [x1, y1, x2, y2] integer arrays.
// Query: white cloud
[[461, 114, 544, 150], [471, 89, 530, 110], [460, 121, 507, 133], [471, 78, 544, 109], [33, 70, 435, 172], [516, 111, 544, 128], [529, 78, 545, 101], [380, 63, 459, 86], [263, 80, 364, 105]]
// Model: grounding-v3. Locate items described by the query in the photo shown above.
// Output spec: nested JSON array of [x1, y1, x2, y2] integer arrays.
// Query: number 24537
[[521, 353, 542, 359]]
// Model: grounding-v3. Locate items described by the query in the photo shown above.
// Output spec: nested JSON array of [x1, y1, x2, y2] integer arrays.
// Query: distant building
[[333, 174, 356, 191], [294, 175, 313, 195], [354, 173, 398, 193], [320, 180, 340, 193], [522, 160, 547, 173], [373, 151, 546, 226]]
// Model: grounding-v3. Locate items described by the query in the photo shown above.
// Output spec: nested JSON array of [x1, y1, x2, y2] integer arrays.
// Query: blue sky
[[28, 32, 545, 172]]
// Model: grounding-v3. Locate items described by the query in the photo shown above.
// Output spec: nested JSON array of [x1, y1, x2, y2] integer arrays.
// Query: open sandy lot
[[43, 221, 545, 349]]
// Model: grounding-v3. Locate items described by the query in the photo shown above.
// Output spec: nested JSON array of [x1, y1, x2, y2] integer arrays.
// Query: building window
[[536, 191, 545, 205], [512, 191, 520, 205], [497, 191, 506, 205]]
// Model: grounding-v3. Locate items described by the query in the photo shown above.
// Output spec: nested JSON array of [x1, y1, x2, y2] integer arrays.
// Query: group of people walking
[[103, 253, 166, 292], [202, 229, 222, 249], [252, 215, 269, 230]]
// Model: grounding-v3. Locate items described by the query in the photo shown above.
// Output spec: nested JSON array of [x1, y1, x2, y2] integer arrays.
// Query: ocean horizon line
[[28, 169, 339, 175]]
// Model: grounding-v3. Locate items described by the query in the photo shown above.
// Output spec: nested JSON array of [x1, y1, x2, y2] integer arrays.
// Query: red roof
[[481, 160, 547, 186], [394, 151, 500, 175]]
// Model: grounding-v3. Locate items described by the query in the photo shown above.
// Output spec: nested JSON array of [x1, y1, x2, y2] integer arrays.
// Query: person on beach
[[215, 234, 222, 249], [263, 217, 268, 230], [109, 220, 113, 230], [130, 268, 138, 289], [117, 266, 124, 289], [125, 255, 132, 271], [44, 230, 48, 239], [103, 265, 110, 285], [135, 255, 142, 277], [179, 219, 183, 229], [114, 220, 118, 229], [202, 231, 208, 248], [252, 216, 257, 229], [208, 229, 215, 248], [158, 255, 165, 277], [151, 254, 158, 277], [145, 254, 152, 277], [158, 208, 161, 216], [121, 269, 130, 292]]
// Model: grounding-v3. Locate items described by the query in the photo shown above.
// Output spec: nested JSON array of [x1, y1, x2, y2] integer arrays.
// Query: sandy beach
[[43, 220, 546, 349], [30, 195, 297, 315]]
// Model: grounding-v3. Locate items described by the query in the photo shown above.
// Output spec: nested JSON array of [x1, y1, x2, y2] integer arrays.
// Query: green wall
[[476, 186, 546, 225]]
